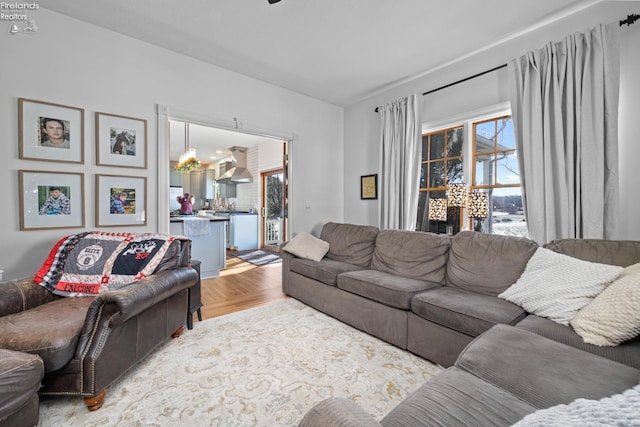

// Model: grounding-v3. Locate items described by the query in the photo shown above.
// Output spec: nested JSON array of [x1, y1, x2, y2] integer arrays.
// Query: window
[[416, 111, 527, 238], [471, 116, 526, 237]]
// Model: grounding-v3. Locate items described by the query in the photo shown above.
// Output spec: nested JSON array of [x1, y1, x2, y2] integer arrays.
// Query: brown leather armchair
[[0, 239, 199, 411]]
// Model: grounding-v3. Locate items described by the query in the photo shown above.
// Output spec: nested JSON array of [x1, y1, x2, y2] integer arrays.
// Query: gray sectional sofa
[[281, 222, 640, 426]]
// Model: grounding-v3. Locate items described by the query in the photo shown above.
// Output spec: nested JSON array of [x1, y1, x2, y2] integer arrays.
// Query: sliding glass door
[[261, 168, 284, 251]]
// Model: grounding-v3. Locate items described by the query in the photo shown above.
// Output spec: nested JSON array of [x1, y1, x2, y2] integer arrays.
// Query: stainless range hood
[[216, 146, 253, 183]]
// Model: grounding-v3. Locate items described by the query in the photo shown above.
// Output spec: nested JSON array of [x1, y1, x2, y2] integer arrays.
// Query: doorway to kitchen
[[261, 168, 284, 251]]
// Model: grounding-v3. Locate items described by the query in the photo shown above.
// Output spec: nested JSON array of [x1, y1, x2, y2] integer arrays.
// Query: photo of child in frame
[[39, 185, 71, 215], [110, 187, 136, 214]]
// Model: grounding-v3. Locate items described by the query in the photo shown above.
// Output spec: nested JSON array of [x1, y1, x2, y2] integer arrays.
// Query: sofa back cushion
[[371, 230, 450, 283], [447, 231, 538, 296], [320, 222, 379, 267], [544, 239, 640, 267]]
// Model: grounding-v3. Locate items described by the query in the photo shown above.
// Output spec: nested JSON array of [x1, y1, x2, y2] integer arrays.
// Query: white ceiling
[[40, 0, 598, 107], [169, 120, 281, 165]]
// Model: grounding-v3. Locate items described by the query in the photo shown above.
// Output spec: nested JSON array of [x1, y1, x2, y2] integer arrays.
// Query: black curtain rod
[[375, 13, 639, 113], [374, 63, 506, 113]]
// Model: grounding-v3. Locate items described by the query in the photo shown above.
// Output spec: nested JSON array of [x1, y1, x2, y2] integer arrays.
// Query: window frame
[[419, 102, 525, 235]]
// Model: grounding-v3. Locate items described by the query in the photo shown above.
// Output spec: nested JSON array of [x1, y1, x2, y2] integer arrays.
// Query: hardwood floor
[[199, 252, 288, 320]]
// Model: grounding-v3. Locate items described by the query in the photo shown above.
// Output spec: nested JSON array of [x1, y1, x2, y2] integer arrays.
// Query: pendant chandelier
[[175, 122, 200, 173]]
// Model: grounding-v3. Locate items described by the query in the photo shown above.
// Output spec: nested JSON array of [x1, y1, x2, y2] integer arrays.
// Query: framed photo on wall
[[95, 112, 148, 168], [19, 170, 85, 230], [96, 174, 147, 227], [360, 174, 378, 200], [18, 98, 84, 163]]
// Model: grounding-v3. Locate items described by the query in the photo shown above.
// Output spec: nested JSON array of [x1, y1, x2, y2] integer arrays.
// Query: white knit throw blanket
[[512, 384, 640, 426]]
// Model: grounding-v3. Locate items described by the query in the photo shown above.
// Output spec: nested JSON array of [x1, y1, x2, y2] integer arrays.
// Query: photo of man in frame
[[39, 117, 71, 149]]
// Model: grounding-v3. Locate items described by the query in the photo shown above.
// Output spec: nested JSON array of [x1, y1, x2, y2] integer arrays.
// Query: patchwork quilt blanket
[[34, 232, 187, 297]]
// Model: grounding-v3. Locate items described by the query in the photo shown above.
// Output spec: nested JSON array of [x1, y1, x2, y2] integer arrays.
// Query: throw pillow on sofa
[[498, 248, 622, 325], [283, 233, 330, 262], [570, 262, 640, 346]]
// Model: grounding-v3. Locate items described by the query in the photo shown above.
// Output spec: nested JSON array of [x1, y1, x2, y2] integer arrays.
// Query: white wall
[[344, 1, 640, 241], [0, 8, 344, 279]]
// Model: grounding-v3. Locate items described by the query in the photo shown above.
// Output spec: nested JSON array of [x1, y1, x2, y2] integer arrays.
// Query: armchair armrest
[[299, 397, 382, 427], [0, 277, 57, 317], [88, 266, 199, 327]]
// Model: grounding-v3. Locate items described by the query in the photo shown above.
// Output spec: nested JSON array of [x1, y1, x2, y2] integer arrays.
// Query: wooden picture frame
[[18, 98, 84, 163], [95, 112, 148, 169], [19, 170, 85, 230], [96, 174, 147, 227], [360, 174, 378, 200]]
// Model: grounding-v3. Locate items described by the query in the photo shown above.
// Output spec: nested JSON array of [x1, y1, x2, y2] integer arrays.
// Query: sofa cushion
[[290, 257, 367, 286], [0, 277, 57, 317], [446, 231, 538, 296], [545, 238, 640, 267], [516, 315, 640, 369], [282, 232, 330, 261], [411, 287, 526, 337], [457, 325, 640, 409], [320, 222, 379, 267], [371, 230, 449, 283], [381, 367, 537, 427], [337, 270, 441, 310], [498, 248, 622, 325], [571, 262, 640, 346], [0, 297, 93, 372]]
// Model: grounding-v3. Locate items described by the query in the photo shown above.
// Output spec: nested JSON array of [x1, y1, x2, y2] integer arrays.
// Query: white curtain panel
[[508, 23, 620, 244], [378, 93, 422, 230]]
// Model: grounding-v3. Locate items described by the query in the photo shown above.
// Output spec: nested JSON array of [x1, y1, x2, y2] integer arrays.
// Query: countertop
[[170, 216, 229, 222]]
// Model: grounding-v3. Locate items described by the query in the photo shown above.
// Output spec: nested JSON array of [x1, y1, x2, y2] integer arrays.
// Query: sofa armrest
[[0, 277, 57, 317], [84, 266, 198, 327], [298, 397, 382, 427], [456, 324, 640, 409]]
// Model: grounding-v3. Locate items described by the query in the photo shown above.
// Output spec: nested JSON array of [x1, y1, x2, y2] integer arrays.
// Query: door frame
[[260, 167, 285, 251], [156, 104, 294, 241]]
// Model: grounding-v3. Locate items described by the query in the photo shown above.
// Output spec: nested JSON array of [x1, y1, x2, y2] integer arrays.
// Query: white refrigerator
[[169, 187, 183, 212]]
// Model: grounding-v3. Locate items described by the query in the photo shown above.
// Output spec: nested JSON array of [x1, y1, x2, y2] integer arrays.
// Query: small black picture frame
[[360, 174, 378, 200]]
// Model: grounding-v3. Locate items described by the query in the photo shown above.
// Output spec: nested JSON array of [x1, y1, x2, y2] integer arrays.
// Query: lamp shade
[[448, 183, 468, 207], [468, 192, 489, 218], [428, 198, 448, 221]]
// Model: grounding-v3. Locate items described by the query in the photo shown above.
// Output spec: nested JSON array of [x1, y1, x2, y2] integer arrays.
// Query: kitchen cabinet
[[169, 218, 226, 278], [189, 169, 216, 198]]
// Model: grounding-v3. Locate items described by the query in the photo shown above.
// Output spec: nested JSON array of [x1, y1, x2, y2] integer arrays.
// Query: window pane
[[429, 161, 445, 188], [421, 135, 429, 161], [475, 154, 494, 185], [416, 190, 446, 232], [490, 187, 527, 238], [420, 164, 427, 188], [429, 132, 445, 160], [497, 118, 516, 150], [475, 122, 495, 153], [447, 127, 463, 157], [496, 150, 520, 185], [446, 158, 463, 183]]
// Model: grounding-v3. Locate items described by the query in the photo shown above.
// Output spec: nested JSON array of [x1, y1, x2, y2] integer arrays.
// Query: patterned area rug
[[231, 249, 282, 266], [38, 299, 441, 426]]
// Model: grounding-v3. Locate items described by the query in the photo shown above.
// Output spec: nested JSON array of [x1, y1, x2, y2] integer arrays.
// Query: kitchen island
[[169, 216, 228, 279]]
